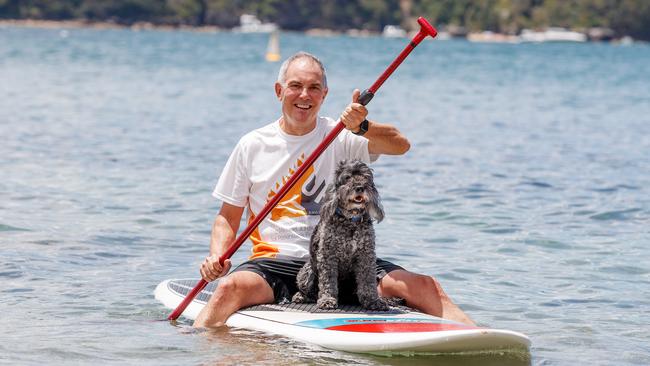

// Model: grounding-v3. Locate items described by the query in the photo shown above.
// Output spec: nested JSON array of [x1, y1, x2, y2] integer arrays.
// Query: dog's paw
[[292, 292, 308, 304], [363, 297, 390, 311], [316, 296, 338, 310], [383, 296, 406, 307]]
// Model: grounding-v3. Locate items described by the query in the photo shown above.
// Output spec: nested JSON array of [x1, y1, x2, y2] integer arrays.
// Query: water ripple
[[0, 223, 31, 231], [1, 27, 649, 366], [589, 208, 642, 221]]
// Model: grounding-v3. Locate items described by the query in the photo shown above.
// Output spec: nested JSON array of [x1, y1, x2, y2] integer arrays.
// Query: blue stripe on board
[[295, 317, 455, 329]]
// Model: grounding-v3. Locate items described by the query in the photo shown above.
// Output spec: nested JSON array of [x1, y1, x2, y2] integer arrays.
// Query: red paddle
[[168, 17, 438, 321]]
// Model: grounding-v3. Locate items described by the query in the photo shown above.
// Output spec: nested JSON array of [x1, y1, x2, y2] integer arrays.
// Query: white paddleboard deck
[[155, 278, 530, 355]]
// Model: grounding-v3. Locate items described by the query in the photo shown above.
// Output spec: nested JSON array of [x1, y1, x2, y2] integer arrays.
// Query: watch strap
[[352, 119, 369, 136]]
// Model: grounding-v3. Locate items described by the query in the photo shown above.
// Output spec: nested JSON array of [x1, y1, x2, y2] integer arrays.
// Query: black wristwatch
[[352, 119, 369, 136]]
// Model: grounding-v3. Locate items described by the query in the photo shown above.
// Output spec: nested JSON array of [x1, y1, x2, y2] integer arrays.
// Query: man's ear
[[322, 87, 328, 101], [274, 82, 282, 100]]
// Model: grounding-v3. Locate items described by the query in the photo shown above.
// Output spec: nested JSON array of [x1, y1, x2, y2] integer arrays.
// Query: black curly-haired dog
[[292, 159, 389, 310]]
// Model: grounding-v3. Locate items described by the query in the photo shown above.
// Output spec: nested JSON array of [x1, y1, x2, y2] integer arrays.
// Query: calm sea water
[[1, 25, 649, 365]]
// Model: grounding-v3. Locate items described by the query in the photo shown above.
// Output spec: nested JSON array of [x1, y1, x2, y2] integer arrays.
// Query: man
[[193, 52, 474, 328]]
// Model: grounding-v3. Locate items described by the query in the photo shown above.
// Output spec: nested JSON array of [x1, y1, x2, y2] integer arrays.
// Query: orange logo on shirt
[[249, 154, 327, 259], [267, 154, 312, 221], [247, 212, 280, 259]]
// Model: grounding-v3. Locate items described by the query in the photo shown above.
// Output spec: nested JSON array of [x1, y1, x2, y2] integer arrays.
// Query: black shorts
[[231, 257, 404, 304]]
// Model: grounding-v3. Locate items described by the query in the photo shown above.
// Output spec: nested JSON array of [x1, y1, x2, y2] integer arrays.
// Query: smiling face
[[275, 57, 328, 135]]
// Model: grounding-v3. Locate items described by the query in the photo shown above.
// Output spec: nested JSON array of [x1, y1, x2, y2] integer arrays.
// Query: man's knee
[[207, 277, 237, 306], [210, 272, 273, 306], [380, 271, 440, 298], [210, 275, 248, 303], [415, 274, 438, 290], [215, 276, 237, 294], [412, 274, 448, 296]]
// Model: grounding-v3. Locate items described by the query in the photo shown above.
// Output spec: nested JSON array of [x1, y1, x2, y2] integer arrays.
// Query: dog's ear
[[368, 184, 384, 223], [319, 183, 338, 220], [335, 160, 349, 186], [336, 160, 348, 176], [357, 161, 384, 223]]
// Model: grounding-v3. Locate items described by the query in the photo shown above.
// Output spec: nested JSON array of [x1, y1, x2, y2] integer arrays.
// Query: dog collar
[[335, 207, 363, 223]]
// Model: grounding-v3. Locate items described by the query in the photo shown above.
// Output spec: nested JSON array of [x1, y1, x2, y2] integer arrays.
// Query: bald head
[[277, 51, 327, 89]]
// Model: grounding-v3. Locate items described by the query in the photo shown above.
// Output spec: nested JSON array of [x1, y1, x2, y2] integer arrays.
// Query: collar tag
[[335, 207, 363, 222]]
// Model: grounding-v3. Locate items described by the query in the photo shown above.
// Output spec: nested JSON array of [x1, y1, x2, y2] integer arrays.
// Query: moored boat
[[233, 14, 278, 33], [520, 27, 587, 43]]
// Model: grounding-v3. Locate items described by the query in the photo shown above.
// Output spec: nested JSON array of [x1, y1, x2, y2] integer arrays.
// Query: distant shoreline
[[0, 18, 383, 37], [1, 18, 643, 44], [0, 19, 221, 33]]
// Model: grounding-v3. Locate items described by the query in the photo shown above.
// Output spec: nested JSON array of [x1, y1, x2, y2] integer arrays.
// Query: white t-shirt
[[213, 116, 376, 260]]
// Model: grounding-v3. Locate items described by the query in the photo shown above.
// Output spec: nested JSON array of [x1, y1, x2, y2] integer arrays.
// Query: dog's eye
[[340, 174, 351, 183]]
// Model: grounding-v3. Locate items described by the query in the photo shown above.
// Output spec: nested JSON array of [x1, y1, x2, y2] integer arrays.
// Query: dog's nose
[[355, 186, 364, 194]]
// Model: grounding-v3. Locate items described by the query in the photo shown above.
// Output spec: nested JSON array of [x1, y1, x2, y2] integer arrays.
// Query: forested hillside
[[1, 0, 648, 40]]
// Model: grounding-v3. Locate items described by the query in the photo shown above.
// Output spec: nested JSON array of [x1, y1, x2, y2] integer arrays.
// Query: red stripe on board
[[326, 322, 477, 333]]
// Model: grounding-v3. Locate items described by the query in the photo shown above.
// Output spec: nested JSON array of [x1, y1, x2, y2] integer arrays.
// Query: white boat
[[467, 31, 519, 43], [543, 27, 587, 42], [382, 25, 406, 38], [616, 36, 634, 46], [520, 27, 586, 43], [234, 14, 278, 33]]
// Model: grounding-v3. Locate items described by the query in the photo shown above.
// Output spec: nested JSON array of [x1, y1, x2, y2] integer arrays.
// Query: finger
[[210, 260, 223, 274], [341, 113, 355, 130], [351, 89, 360, 103], [222, 259, 232, 275], [346, 113, 365, 128], [200, 263, 215, 282], [208, 255, 223, 272], [348, 108, 366, 119], [341, 108, 351, 121], [350, 104, 367, 114]]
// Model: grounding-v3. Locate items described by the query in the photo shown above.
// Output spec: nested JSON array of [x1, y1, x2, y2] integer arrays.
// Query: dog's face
[[331, 160, 384, 222]]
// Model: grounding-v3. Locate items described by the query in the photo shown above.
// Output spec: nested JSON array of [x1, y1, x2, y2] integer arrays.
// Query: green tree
[[0, 0, 22, 18], [167, 0, 208, 25], [1, 0, 649, 40]]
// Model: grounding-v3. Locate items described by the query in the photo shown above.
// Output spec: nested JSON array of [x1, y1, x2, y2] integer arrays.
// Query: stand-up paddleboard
[[155, 278, 530, 355]]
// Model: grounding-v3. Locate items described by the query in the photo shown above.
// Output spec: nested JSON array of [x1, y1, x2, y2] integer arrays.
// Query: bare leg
[[193, 271, 274, 328], [378, 270, 476, 326]]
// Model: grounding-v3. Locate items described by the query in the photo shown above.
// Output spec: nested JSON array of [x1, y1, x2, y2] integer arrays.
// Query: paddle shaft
[[168, 17, 438, 321]]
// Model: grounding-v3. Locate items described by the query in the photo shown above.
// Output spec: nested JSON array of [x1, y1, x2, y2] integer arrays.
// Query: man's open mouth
[[295, 104, 311, 110]]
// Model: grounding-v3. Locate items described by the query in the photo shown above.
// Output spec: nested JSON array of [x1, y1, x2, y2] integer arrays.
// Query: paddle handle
[[359, 17, 438, 106], [167, 18, 438, 321]]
